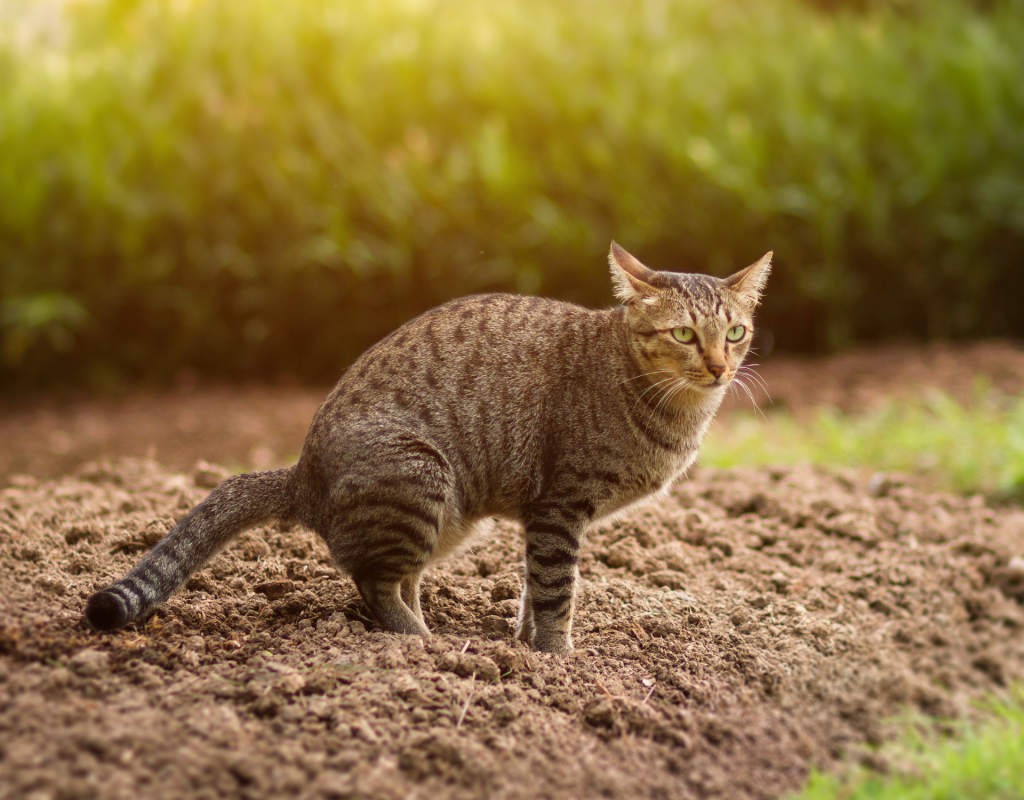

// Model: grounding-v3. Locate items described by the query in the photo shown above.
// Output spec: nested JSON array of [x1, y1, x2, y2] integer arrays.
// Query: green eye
[[671, 327, 695, 344], [726, 325, 746, 342]]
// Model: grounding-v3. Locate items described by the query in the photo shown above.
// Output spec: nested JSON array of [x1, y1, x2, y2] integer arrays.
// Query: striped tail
[[84, 466, 296, 632]]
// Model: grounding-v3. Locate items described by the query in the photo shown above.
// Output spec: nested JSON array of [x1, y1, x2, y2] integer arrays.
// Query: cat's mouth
[[697, 375, 730, 390]]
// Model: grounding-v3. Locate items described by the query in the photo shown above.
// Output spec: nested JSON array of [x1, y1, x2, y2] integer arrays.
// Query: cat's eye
[[726, 325, 746, 342], [671, 327, 695, 344]]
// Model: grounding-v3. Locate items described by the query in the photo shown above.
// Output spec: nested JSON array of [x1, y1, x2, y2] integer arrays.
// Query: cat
[[84, 243, 771, 654]]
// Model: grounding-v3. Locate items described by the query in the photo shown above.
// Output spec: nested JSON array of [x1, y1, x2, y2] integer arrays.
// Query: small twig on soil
[[594, 678, 623, 702], [642, 684, 657, 704], [456, 672, 477, 729], [460, 639, 471, 654]]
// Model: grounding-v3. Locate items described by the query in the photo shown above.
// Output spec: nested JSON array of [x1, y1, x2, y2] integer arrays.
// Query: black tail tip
[[84, 591, 128, 632]]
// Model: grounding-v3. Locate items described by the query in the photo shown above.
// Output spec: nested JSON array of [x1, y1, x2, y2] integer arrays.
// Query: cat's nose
[[706, 362, 726, 379]]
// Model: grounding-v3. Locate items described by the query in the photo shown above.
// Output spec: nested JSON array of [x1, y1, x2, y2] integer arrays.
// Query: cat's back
[[333, 292, 613, 411]]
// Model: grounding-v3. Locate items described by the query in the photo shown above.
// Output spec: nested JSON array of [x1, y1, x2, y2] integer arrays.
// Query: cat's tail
[[84, 466, 297, 632]]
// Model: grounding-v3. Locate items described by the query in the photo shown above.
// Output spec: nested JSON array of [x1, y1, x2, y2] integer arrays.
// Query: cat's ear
[[609, 242, 661, 305], [724, 251, 772, 308]]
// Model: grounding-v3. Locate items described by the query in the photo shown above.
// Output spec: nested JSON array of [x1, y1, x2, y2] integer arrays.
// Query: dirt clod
[[68, 648, 109, 676], [254, 579, 295, 600]]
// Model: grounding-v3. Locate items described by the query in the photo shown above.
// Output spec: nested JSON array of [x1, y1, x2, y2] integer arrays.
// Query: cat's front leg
[[521, 509, 587, 654]]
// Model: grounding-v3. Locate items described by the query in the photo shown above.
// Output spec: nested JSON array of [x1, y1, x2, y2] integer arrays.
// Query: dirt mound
[[2, 459, 1023, 799]]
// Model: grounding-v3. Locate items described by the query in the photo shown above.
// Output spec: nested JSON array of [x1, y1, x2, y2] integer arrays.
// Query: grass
[[791, 689, 1024, 800], [702, 386, 1024, 501]]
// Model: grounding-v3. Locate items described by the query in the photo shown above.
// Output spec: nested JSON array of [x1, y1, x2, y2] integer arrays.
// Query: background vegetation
[[703, 387, 1024, 502], [792, 688, 1024, 800], [2, 0, 1024, 389]]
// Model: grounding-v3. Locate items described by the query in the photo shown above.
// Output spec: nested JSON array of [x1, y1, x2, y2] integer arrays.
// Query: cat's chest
[[593, 447, 697, 523]]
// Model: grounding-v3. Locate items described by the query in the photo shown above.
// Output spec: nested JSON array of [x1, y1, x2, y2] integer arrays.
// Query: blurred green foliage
[[703, 386, 1024, 501], [792, 688, 1024, 800], [2, 0, 1024, 388]]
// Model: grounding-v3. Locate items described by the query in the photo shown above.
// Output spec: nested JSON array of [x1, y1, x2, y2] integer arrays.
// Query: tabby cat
[[85, 243, 771, 654]]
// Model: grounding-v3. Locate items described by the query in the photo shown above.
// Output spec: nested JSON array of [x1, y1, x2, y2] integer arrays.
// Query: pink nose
[[706, 363, 725, 379]]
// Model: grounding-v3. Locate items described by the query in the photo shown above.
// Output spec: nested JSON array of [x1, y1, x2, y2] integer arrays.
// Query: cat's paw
[[532, 632, 573, 655]]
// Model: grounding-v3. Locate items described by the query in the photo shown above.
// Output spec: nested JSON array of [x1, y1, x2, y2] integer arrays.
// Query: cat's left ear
[[609, 242, 662, 305], [724, 251, 772, 308]]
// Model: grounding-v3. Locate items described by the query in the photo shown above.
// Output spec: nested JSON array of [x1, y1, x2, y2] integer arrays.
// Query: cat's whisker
[[626, 372, 678, 408], [665, 381, 691, 412], [736, 366, 771, 403], [748, 378, 772, 403], [633, 376, 679, 411], [646, 378, 683, 415], [636, 372, 676, 390], [636, 377, 677, 401], [654, 376, 694, 415], [729, 376, 752, 407], [668, 379, 697, 409], [736, 363, 767, 383], [728, 377, 756, 411], [736, 371, 769, 397], [731, 376, 769, 421], [652, 385, 675, 415], [619, 369, 672, 388], [733, 375, 756, 404], [651, 380, 677, 415]]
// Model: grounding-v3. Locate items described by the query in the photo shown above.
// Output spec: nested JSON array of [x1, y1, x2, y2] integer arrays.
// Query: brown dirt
[[0, 383, 326, 484], [2, 457, 1024, 800]]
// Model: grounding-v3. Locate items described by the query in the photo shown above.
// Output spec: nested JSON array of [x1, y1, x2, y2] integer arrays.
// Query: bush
[[2, 0, 1023, 388]]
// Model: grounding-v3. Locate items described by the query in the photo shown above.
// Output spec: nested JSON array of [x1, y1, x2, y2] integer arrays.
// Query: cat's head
[[608, 241, 771, 396]]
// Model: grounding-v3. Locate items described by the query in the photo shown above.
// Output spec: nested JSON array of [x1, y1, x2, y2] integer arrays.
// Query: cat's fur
[[84, 243, 771, 653]]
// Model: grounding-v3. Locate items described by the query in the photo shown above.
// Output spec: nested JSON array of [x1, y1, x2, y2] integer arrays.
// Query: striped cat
[[85, 243, 771, 654]]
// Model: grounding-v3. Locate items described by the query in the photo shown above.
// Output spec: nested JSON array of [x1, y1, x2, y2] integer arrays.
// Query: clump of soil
[[2, 459, 1023, 799]]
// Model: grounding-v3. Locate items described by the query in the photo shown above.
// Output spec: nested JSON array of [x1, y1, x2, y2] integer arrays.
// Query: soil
[[2, 458, 1024, 800], [1, 340, 1024, 800]]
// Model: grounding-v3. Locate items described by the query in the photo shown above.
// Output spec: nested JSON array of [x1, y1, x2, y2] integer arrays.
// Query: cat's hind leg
[[355, 578, 430, 637], [400, 571, 426, 628], [319, 428, 456, 638], [332, 512, 438, 637]]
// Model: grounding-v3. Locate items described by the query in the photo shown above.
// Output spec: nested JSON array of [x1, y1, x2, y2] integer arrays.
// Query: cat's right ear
[[724, 251, 772, 308], [609, 242, 660, 305]]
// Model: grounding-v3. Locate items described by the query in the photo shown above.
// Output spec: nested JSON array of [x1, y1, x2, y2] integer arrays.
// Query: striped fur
[[85, 243, 771, 654]]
